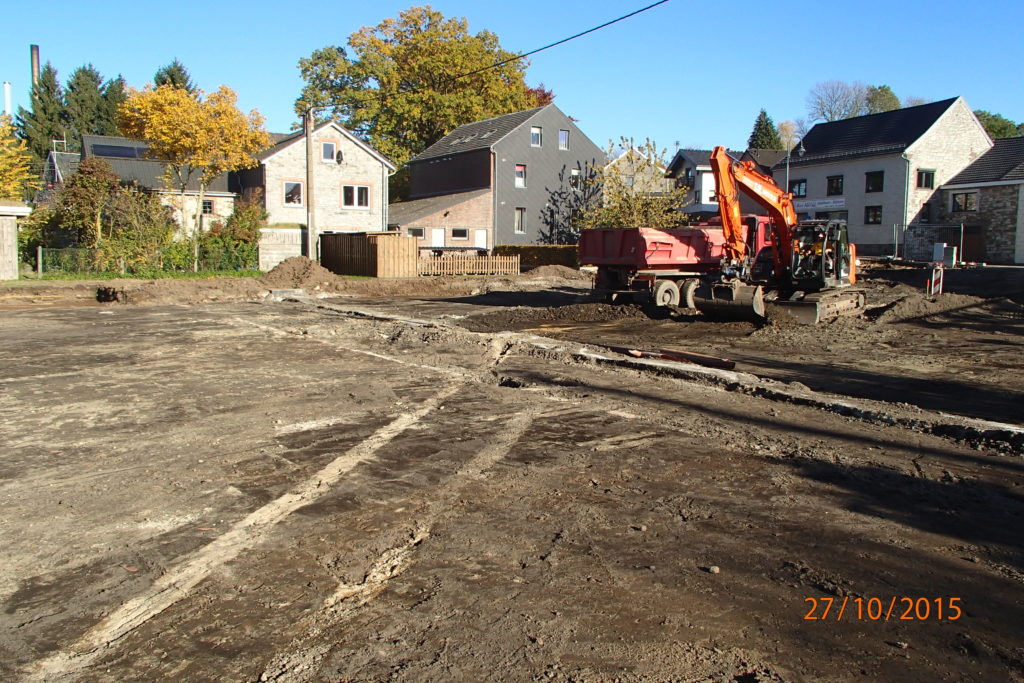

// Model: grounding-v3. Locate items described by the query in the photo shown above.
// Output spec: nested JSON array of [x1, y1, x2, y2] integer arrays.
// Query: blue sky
[[2, 0, 1022, 155]]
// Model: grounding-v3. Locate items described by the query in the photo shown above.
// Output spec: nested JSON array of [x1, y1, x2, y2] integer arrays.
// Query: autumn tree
[[154, 59, 197, 93], [118, 85, 271, 243], [0, 115, 38, 200], [53, 156, 121, 247], [747, 109, 783, 149], [296, 6, 549, 169], [777, 120, 799, 151], [16, 62, 68, 170], [974, 110, 1020, 139], [576, 139, 688, 231], [865, 85, 901, 114]]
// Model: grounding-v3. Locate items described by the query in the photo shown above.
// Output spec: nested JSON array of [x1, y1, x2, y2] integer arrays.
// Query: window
[[408, 227, 424, 239], [570, 168, 581, 190], [826, 175, 844, 196], [558, 129, 570, 150], [917, 169, 935, 189], [452, 229, 469, 240], [201, 199, 214, 215], [864, 205, 882, 224], [342, 184, 370, 208], [530, 126, 542, 147], [865, 171, 884, 192], [514, 207, 526, 234], [789, 178, 807, 198], [321, 141, 337, 162], [514, 164, 527, 188], [951, 191, 978, 212], [284, 181, 303, 206]]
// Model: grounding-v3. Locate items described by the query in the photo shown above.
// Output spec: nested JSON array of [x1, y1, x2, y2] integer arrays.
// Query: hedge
[[493, 244, 578, 269]]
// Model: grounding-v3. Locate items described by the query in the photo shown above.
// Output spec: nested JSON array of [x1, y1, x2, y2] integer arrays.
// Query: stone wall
[[259, 226, 306, 271], [937, 183, 1023, 264]]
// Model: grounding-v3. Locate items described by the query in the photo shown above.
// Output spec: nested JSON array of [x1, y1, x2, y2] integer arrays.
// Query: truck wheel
[[680, 279, 698, 309], [651, 280, 680, 307]]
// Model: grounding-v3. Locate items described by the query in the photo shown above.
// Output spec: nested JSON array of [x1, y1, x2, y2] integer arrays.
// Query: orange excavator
[[700, 146, 866, 323]]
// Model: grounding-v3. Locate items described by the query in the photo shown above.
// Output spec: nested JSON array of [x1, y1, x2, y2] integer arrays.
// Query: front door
[[474, 229, 488, 251], [431, 228, 445, 248]]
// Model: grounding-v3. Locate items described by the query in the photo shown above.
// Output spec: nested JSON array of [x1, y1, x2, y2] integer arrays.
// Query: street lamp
[[785, 140, 805, 192]]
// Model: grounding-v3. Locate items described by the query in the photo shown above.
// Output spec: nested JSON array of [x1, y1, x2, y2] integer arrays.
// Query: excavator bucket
[[694, 281, 766, 321]]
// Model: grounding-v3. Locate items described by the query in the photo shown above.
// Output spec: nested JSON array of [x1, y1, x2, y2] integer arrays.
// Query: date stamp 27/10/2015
[[804, 597, 962, 622]]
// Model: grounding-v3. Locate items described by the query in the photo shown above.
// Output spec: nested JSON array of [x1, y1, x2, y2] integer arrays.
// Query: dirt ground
[[1, 259, 1022, 681]]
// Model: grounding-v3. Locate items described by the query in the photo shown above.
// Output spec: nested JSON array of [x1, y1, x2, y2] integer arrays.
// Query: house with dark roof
[[665, 148, 762, 217], [390, 104, 604, 249], [926, 137, 1024, 263], [771, 97, 992, 255]]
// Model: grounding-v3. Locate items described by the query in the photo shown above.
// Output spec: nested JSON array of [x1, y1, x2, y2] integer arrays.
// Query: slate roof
[[944, 137, 1024, 185], [744, 148, 787, 171], [410, 106, 548, 163], [258, 130, 304, 160], [80, 134, 230, 192], [50, 151, 80, 183], [775, 98, 960, 169], [257, 122, 395, 169], [665, 148, 743, 177], [387, 189, 490, 226]]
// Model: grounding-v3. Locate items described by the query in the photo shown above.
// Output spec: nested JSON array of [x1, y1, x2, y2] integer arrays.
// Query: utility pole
[[305, 109, 317, 260]]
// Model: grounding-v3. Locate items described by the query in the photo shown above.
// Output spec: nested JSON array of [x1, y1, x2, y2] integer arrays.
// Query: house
[[233, 121, 396, 268], [741, 148, 788, 177], [602, 147, 673, 197], [771, 97, 992, 256], [925, 137, 1024, 263], [389, 104, 604, 250], [234, 121, 395, 232], [664, 148, 762, 218], [69, 135, 237, 234]]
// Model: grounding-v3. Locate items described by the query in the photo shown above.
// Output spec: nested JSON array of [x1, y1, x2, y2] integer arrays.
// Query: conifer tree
[[64, 64, 107, 146], [15, 62, 68, 171], [153, 59, 197, 93], [101, 76, 127, 135], [747, 109, 784, 150]]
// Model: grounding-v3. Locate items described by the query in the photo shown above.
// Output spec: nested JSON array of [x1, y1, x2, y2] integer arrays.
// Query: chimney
[[31, 45, 40, 85]]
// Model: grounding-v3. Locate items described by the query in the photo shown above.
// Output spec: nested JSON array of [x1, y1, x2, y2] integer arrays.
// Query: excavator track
[[768, 289, 866, 325]]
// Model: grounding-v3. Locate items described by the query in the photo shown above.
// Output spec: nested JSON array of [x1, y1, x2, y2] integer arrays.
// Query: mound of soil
[[875, 292, 986, 323], [525, 265, 592, 281], [259, 257, 341, 289]]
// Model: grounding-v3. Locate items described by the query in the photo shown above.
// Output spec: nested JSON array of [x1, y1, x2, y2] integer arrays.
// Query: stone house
[[771, 97, 992, 256], [389, 104, 604, 250], [926, 137, 1024, 264], [233, 121, 396, 268]]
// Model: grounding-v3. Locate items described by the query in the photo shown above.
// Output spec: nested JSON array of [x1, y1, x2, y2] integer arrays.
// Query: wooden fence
[[418, 254, 520, 277], [320, 232, 419, 277]]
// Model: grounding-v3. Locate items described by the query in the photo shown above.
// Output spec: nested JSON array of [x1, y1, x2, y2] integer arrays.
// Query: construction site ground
[[1, 259, 1022, 682]]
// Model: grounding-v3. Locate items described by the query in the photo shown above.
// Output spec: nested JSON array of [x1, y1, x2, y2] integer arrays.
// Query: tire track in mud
[[256, 406, 547, 682], [27, 380, 469, 681]]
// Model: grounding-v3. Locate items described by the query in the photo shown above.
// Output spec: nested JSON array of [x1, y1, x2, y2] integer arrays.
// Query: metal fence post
[[959, 223, 964, 266], [36, 245, 42, 277]]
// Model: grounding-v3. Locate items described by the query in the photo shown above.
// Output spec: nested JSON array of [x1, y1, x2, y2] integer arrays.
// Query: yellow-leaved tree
[[0, 115, 38, 201], [118, 85, 270, 241]]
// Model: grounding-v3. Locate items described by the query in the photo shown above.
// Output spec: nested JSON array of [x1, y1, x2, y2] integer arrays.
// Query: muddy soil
[[0, 260, 1022, 681]]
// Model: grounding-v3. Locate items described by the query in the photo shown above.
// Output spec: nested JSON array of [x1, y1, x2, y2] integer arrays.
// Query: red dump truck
[[579, 216, 774, 313]]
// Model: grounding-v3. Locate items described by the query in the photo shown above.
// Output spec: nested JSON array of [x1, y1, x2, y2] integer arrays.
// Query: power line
[[449, 0, 672, 84]]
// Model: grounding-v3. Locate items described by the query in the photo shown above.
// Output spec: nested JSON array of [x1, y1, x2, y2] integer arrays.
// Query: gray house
[[390, 104, 604, 250], [771, 97, 992, 256]]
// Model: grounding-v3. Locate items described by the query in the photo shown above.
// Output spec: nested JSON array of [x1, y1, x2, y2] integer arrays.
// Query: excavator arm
[[709, 146, 797, 278]]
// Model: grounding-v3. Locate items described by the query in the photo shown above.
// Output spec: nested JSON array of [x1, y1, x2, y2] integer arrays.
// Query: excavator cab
[[790, 220, 856, 290]]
